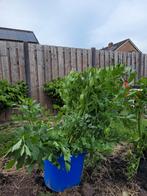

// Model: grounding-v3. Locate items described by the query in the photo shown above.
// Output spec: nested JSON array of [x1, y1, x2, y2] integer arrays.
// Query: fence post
[[91, 47, 96, 67], [24, 42, 31, 97]]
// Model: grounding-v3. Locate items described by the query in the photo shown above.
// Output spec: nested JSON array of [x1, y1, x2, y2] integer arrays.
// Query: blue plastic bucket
[[44, 153, 86, 192]]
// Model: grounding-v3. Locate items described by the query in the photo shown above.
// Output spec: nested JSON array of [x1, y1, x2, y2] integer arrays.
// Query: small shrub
[[0, 80, 28, 113], [44, 78, 64, 108]]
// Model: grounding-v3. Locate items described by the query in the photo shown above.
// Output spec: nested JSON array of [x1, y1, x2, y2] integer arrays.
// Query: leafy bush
[[6, 98, 71, 171], [59, 65, 134, 133], [124, 77, 147, 178], [44, 78, 64, 107], [57, 65, 136, 158], [0, 80, 28, 112], [7, 65, 137, 173]]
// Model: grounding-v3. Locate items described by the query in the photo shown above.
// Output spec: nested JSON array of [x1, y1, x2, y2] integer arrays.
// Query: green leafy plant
[[7, 65, 137, 174], [0, 80, 28, 113], [57, 65, 136, 160], [6, 98, 71, 171], [44, 78, 64, 108], [125, 77, 147, 179]]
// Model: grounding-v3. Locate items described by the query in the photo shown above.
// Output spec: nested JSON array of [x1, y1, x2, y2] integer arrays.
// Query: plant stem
[[137, 109, 141, 138]]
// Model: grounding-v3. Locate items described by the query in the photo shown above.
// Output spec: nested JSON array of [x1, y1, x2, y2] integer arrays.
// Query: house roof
[[102, 39, 140, 52], [0, 27, 39, 43]]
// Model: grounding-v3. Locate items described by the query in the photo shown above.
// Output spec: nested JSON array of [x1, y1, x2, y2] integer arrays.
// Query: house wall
[[116, 41, 138, 52]]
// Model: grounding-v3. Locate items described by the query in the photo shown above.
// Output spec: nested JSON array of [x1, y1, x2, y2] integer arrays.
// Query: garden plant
[[5, 64, 147, 192]]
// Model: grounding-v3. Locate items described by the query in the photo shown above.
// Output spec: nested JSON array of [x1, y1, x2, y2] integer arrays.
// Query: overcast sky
[[0, 0, 147, 52]]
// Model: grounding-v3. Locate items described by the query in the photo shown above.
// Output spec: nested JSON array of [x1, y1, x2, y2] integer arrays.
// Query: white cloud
[[0, 0, 147, 52], [89, 0, 147, 52]]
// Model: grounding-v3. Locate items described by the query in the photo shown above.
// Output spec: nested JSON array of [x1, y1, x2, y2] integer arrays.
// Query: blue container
[[44, 153, 86, 192]]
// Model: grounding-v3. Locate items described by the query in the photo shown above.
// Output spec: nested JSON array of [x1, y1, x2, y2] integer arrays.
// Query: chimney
[[108, 42, 113, 48]]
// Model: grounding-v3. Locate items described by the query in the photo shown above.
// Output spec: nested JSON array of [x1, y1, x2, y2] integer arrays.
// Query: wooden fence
[[0, 40, 147, 121]]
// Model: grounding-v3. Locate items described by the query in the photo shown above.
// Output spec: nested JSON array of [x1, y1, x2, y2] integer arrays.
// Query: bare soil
[[0, 144, 147, 196]]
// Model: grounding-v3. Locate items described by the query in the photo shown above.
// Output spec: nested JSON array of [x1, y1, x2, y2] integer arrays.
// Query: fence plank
[[114, 51, 119, 65], [145, 54, 147, 77], [83, 49, 88, 70], [104, 51, 109, 67], [141, 54, 145, 77], [36, 44, 45, 105], [131, 52, 135, 71], [109, 51, 114, 66], [7, 42, 19, 83], [71, 48, 77, 71], [64, 47, 71, 75], [58, 47, 65, 77], [100, 50, 105, 68], [17, 43, 26, 81], [77, 48, 82, 72], [87, 49, 91, 67], [28, 44, 39, 100], [0, 41, 10, 82], [95, 50, 100, 68], [43, 45, 52, 82], [51, 46, 58, 79]]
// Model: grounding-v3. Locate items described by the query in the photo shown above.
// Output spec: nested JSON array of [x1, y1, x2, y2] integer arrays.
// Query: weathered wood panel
[[28, 44, 39, 100], [43, 45, 52, 82], [51, 46, 59, 80], [64, 47, 71, 75], [145, 54, 147, 77], [58, 47, 65, 77], [77, 48, 82, 72], [1, 41, 147, 122], [36, 44, 46, 104], [71, 48, 77, 71], [83, 49, 88, 70]]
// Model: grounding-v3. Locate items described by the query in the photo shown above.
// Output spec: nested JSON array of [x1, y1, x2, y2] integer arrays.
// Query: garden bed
[[0, 144, 147, 196], [0, 66, 147, 196]]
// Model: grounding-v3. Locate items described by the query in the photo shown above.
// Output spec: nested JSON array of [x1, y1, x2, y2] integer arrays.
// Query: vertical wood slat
[[0, 41, 10, 82], [64, 47, 71, 75], [135, 52, 139, 75], [87, 49, 92, 67], [36, 44, 46, 105], [144, 54, 147, 77], [58, 47, 65, 77], [141, 53, 145, 77], [114, 51, 119, 65], [28, 44, 39, 100], [99, 50, 105, 68], [95, 50, 100, 68], [17, 42, 26, 81], [104, 51, 109, 67], [51, 46, 58, 80], [83, 49, 88, 70], [118, 52, 123, 64], [43, 45, 52, 82], [122, 52, 127, 66], [131, 52, 136, 71], [71, 48, 77, 71], [109, 51, 114, 66], [77, 48, 82, 72], [7, 42, 19, 83]]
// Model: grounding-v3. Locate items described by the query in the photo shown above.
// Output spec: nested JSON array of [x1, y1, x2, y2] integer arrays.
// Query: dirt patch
[[0, 144, 147, 196]]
